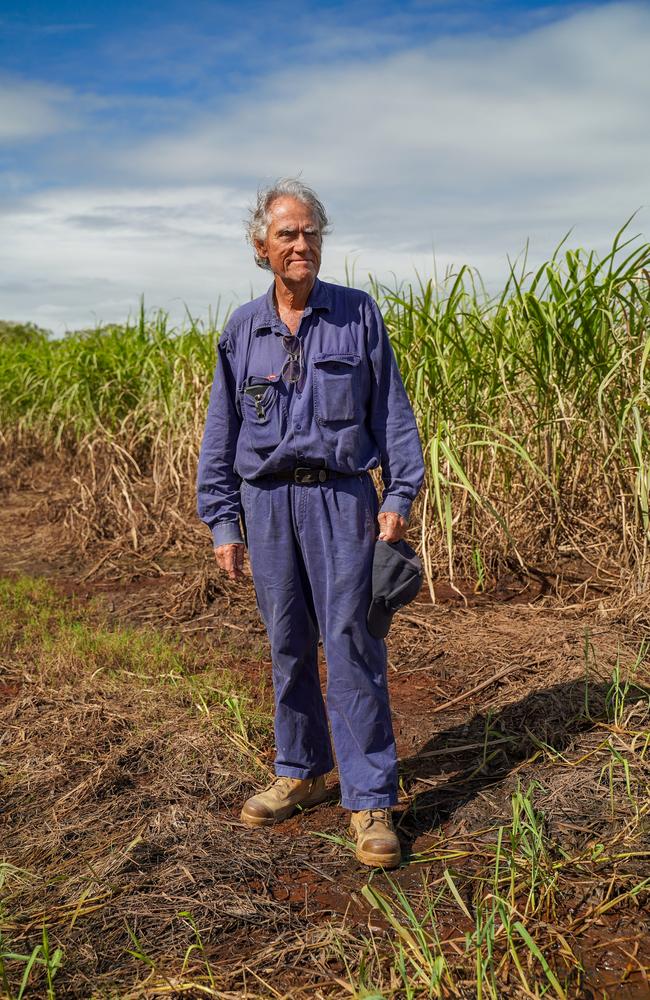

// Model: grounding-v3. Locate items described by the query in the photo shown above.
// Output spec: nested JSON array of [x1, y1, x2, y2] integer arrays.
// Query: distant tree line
[[0, 321, 50, 345]]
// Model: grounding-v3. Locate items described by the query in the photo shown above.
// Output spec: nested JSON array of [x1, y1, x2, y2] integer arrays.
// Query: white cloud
[[2, 2, 649, 331], [1, 187, 255, 331], [0, 184, 464, 333], [0, 78, 85, 141], [118, 4, 650, 182]]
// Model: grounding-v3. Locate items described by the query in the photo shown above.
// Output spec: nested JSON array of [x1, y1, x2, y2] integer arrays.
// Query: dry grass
[[1, 570, 649, 998]]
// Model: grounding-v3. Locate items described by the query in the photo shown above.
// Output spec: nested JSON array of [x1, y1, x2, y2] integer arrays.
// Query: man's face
[[255, 196, 322, 284]]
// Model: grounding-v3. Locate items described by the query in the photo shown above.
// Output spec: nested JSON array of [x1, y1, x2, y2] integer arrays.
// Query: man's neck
[[273, 275, 316, 314]]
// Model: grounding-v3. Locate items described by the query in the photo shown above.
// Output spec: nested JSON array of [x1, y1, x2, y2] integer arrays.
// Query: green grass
[[1, 223, 649, 587], [0, 925, 63, 1000], [0, 575, 272, 762], [352, 766, 649, 998], [0, 576, 274, 997], [340, 640, 650, 999]]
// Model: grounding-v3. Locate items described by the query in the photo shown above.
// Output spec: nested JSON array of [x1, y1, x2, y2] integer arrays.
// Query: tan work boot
[[240, 774, 328, 828], [349, 808, 401, 868]]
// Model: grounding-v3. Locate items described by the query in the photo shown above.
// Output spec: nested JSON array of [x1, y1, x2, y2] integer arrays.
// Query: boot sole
[[348, 824, 401, 868], [240, 809, 276, 828], [353, 845, 401, 868], [240, 787, 329, 828]]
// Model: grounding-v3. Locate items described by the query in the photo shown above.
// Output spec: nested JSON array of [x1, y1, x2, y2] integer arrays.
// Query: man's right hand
[[214, 542, 245, 581]]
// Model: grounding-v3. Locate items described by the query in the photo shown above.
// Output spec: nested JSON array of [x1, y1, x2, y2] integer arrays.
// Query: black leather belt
[[258, 466, 362, 484]]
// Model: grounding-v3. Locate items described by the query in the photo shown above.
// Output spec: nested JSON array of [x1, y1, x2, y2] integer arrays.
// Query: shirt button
[[296, 423, 302, 430]]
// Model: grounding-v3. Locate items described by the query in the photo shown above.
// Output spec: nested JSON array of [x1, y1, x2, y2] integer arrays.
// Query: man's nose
[[293, 231, 309, 252]]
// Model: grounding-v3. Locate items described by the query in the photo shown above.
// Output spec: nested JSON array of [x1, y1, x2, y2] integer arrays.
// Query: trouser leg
[[296, 474, 398, 810], [240, 479, 334, 777]]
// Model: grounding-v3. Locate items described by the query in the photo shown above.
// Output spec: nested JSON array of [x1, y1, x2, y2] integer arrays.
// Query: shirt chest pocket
[[240, 376, 288, 455], [313, 353, 362, 425]]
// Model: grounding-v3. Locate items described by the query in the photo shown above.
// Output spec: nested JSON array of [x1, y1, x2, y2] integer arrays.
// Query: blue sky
[[1, 0, 648, 332]]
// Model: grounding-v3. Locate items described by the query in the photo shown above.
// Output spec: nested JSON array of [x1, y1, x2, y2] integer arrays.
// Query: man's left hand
[[377, 511, 408, 543]]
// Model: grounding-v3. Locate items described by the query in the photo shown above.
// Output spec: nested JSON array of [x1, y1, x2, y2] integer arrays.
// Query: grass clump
[[342, 662, 650, 999], [0, 574, 271, 742], [349, 770, 649, 997]]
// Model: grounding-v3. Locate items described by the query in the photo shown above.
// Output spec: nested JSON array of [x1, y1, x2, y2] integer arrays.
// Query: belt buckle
[[294, 466, 327, 483]]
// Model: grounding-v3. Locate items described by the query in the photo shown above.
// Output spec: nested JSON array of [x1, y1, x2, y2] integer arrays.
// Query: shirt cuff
[[212, 520, 244, 547], [379, 494, 413, 521]]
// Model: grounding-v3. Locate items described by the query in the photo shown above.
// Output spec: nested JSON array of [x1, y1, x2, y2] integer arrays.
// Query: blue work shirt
[[196, 276, 425, 547]]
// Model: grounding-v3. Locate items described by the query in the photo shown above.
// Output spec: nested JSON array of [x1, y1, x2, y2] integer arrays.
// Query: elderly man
[[197, 178, 424, 868]]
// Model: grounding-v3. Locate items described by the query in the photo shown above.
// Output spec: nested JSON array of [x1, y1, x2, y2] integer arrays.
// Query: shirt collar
[[252, 276, 332, 334]]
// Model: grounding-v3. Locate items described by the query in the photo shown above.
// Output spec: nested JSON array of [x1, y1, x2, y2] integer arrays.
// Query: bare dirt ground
[[1, 468, 649, 998]]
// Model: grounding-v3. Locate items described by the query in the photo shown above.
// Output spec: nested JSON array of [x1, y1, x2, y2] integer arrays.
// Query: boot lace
[[264, 776, 297, 794], [361, 808, 392, 829]]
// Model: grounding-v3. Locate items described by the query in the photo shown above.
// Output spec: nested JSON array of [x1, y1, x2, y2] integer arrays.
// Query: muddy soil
[[1, 470, 649, 998]]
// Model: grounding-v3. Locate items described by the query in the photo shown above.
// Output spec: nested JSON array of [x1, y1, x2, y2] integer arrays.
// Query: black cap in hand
[[367, 538, 423, 639]]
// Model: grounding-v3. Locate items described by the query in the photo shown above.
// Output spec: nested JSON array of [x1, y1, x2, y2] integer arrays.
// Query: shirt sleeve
[[196, 324, 245, 546], [365, 295, 426, 521]]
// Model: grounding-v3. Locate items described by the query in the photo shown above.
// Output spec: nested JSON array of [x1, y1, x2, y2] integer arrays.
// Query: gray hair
[[245, 178, 331, 270]]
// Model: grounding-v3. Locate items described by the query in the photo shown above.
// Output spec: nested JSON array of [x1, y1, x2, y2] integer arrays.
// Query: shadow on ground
[[398, 676, 650, 850]]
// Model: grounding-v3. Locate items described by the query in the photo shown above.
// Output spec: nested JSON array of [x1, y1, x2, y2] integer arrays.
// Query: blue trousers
[[239, 472, 398, 810]]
